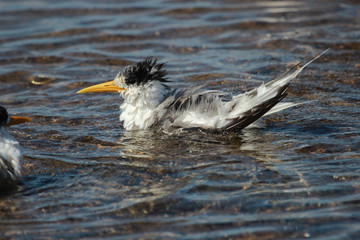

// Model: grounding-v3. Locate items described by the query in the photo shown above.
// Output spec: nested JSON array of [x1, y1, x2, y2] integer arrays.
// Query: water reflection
[[117, 128, 310, 190]]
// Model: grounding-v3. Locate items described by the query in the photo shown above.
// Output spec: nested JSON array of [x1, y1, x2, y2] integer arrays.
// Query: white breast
[[119, 81, 168, 130]]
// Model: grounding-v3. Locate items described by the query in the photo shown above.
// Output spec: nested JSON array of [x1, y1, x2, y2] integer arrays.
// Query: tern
[[77, 50, 327, 132], [0, 106, 32, 189]]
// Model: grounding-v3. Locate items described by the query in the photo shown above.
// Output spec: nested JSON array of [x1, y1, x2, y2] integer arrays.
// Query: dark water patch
[[0, 70, 30, 84], [79, 58, 134, 67], [74, 135, 119, 147], [0, 7, 154, 18], [0, 56, 67, 65]]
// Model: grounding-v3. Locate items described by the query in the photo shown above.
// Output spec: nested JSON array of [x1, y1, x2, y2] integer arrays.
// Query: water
[[1, 0, 360, 239]]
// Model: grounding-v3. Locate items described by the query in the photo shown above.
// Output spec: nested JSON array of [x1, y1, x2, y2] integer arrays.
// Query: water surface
[[1, 0, 360, 239]]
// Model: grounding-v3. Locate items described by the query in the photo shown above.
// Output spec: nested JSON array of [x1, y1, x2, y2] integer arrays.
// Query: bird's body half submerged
[[77, 50, 328, 132], [0, 106, 32, 189]]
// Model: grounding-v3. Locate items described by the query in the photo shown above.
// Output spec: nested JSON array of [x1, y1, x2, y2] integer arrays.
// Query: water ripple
[[0, 0, 359, 239]]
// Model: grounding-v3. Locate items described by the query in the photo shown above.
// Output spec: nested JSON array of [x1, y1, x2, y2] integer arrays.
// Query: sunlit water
[[1, 0, 360, 239]]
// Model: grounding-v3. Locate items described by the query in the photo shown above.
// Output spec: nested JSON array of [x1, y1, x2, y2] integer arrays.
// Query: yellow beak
[[8, 116, 32, 127], [76, 80, 125, 94]]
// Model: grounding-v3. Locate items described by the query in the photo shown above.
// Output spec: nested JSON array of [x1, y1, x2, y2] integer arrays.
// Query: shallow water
[[1, 0, 360, 239]]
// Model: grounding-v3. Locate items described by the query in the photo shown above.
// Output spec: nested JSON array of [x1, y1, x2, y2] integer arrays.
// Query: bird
[[77, 50, 328, 132], [0, 106, 32, 190]]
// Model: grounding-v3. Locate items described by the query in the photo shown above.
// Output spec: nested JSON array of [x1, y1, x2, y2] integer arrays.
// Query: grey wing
[[151, 85, 226, 129], [169, 85, 225, 112]]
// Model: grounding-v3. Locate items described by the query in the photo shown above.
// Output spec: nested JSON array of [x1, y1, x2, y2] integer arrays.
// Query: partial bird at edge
[[0, 106, 32, 190]]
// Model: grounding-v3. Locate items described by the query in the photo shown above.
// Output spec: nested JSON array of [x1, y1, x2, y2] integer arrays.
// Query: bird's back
[[156, 50, 328, 132]]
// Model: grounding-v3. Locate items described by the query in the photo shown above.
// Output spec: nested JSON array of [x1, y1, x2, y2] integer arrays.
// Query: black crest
[[0, 106, 9, 126], [123, 57, 168, 86]]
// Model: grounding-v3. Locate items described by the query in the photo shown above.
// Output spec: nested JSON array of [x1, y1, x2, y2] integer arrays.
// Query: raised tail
[[224, 49, 328, 130]]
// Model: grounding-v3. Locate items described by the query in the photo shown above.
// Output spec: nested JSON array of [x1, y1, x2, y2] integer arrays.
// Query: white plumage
[[77, 50, 328, 132], [0, 127, 22, 184], [0, 106, 31, 189]]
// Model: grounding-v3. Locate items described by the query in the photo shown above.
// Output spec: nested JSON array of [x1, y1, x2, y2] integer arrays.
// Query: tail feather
[[264, 102, 302, 116], [226, 84, 289, 130], [266, 48, 329, 88], [223, 49, 328, 130]]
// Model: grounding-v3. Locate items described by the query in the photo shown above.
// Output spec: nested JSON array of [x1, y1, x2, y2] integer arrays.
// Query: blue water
[[1, 0, 360, 239]]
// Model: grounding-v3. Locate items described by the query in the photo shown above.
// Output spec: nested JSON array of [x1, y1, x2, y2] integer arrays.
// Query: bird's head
[[0, 106, 32, 128], [77, 57, 168, 94]]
